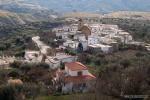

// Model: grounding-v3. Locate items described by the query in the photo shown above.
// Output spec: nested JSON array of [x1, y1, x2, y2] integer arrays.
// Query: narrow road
[[32, 36, 51, 55]]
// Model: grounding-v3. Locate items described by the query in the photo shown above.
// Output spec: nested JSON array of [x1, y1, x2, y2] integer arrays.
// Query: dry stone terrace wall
[[0, 56, 23, 69]]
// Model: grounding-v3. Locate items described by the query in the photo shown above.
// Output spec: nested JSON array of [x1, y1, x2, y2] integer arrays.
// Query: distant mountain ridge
[[0, 0, 150, 25], [64, 11, 150, 20], [0, 0, 57, 25], [0, 10, 55, 26], [24, 0, 150, 13]]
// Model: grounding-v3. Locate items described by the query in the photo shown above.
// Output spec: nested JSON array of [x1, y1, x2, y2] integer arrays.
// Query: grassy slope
[[35, 93, 95, 100], [35, 93, 119, 100], [36, 95, 70, 100]]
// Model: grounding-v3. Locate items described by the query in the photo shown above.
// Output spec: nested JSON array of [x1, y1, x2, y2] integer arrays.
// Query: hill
[[63, 11, 150, 20], [64, 12, 102, 18], [25, 0, 150, 13], [0, 10, 28, 25], [0, 0, 57, 25], [105, 11, 150, 20], [0, 10, 57, 26]]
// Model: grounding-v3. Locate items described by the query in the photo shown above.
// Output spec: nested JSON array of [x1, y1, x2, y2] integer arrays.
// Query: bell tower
[[78, 18, 84, 31]]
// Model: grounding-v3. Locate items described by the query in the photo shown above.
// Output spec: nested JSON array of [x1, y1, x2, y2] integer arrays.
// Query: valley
[[0, 0, 150, 100], [25, 0, 150, 13]]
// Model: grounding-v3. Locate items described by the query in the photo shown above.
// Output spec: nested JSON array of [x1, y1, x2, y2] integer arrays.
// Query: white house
[[55, 62, 96, 93], [63, 40, 79, 50], [88, 44, 113, 53], [88, 35, 99, 45], [55, 53, 77, 63], [69, 24, 78, 33], [118, 32, 133, 43], [56, 32, 69, 40], [63, 39, 88, 51], [87, 24, 118, 35], [24, 50, 40, 62], [46, 53, 77, 69], [54, 24, 78, 33], [65, 62, 89, 76], [74, 33, 86, 40], [89, 24, 101, 34]]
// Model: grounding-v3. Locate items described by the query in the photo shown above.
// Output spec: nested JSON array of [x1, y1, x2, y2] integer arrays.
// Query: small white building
[[24, 50, 40, 62], [53, 24, 78, 33], [88, 44, 113, 53], [46, 53, 77, 69], [63, 39, 88, 51], [88, 24, 118, 35], [56, 32, 69, 40], [118, 32, 133, 44], [69, 24, 78, 33], [74, 33, 86, 40], [89, 24, 101, 34], [63, 40, 79, 50], [88, 35, 99, 45]]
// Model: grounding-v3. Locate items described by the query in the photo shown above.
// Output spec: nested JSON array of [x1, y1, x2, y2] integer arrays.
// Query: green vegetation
[[0, 25, 39, 56], [35, 93, 96, 100], [65, 49, 77, 56], [78, 45, 150, 99], [0, 18, 150, 100], [79, 44, 150, 72], [0, 21, 63, 56], [34, 93, 120, 100], [0, 62, 56, 100], [35, 95, 70, 100], [1, 18, 150, 56], [39, 31, 57, 48]]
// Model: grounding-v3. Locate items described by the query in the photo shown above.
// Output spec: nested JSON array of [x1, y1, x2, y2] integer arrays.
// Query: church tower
[[78, 18, 84, 31]]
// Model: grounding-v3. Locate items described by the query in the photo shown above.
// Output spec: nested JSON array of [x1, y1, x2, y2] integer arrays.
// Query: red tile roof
[[65, 62, 88, 71], [64, 74, 96, 84]]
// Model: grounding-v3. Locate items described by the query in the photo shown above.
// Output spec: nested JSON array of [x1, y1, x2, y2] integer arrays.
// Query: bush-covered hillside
[[78, 46, 150, 99], [0, 21, 63, 57]]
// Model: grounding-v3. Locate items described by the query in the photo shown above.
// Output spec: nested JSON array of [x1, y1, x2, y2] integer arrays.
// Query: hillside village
[[0, 17, 150, 95], [2, 18, 149, 65], [0, 0, 150, 99]]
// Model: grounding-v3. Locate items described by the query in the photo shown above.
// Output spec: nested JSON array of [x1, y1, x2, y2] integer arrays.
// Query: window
[[77, 71, 82, 76]]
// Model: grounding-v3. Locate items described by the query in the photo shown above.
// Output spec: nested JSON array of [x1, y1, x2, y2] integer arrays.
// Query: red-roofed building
[[65, 62, 89, 76], [55, 62, 96, 93]]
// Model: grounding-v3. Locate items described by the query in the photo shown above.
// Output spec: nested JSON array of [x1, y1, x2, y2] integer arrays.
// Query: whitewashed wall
[[67, 69, 89, 76]]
